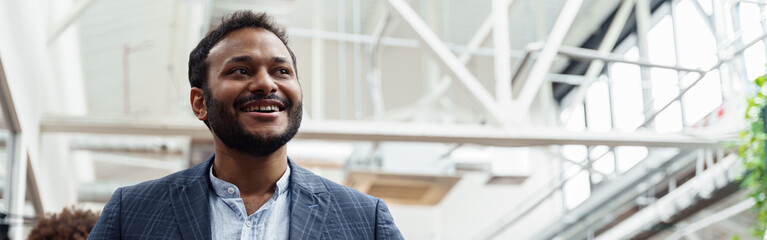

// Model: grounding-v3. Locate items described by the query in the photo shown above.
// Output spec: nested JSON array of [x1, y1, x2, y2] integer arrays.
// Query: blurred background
[[0, 0, 761, 239]]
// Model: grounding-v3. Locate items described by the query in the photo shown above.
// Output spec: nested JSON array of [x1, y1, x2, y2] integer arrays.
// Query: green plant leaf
[[756, 76, 766, 87]]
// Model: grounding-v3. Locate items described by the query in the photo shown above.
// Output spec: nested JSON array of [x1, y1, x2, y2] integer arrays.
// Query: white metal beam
[[353, 0, 364, 119], [46, 0, 99, 45], [311, 1, 324, 120], [0, 55, 20, 134], [596, 154, 741, 240], [39, 116, 732, 148], [367, 12, 390, 120], [511, 43, 705, 86], [560, 0, 636, 122], [25, 156, 42, 217], [635, 0, 655, 123], [87, 153, 186, 171], [493, 0, 512, 106], [287, 27, 527, 58], [688, 0, 716, 36], [0, 56, 27, 238], [385, 0, 519, 123], [671, 0, 689, 126], [639, 29, 767, 128], [714, 217, 750, 234], [661, 200, 754, 240], [517, 0, 584, 110], [478, 147, 695, 240], [557, 45, 704, 73], [384, 0, 508, 124], [337, 0, 348, 119]]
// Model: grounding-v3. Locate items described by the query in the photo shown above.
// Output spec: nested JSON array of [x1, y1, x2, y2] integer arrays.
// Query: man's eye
[[232, 68, 248, 75], [278, 69, 289, 75]]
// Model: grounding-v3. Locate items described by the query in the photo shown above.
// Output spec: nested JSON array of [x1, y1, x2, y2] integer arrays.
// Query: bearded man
[[88, 11, 403, 240]]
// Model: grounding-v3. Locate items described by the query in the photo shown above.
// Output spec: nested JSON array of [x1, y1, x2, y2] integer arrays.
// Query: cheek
[[286, 83, 302, 102], [212, 82, 247, 102]]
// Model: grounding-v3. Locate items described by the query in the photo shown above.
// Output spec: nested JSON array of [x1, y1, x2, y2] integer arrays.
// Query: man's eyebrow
[[224, 55, 252, 64], [272, 57, 289, 64]]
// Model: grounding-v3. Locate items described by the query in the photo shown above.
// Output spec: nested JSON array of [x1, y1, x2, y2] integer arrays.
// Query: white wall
[[0, 0, 66, 238], [389, 204, 440, 239], [436, 147, 562, 240]]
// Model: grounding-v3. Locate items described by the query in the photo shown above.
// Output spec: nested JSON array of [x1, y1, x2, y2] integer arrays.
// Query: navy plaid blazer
[[88, 155, 403, 240]]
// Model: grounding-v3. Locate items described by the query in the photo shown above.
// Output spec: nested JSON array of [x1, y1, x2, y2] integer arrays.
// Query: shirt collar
[[275, 164, 291, 195], [208, 162, 291, 198]]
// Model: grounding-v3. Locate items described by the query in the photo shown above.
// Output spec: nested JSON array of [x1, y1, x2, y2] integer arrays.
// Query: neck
[[212, 141, 288, 196]]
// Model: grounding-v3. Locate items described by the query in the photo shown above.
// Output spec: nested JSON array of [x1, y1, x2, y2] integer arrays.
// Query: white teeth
[[244, 105, 279, 112]]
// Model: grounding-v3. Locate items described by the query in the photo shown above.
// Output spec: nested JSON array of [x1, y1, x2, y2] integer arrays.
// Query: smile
[[241, 104, 284, 113]]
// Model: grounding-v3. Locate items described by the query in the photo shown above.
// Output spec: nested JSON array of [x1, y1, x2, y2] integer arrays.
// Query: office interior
[[0, 0, 760, 239]]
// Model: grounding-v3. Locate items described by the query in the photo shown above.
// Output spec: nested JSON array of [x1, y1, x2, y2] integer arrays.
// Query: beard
[[204, 91, 302, 157]]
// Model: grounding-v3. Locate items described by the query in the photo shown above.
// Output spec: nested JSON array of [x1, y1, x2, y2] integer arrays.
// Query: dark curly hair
[[27, 207, 99, 240], [188, 10, 297, 91]]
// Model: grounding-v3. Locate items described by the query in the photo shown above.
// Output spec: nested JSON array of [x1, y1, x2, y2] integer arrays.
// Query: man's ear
[[190, 87, 208, 121]]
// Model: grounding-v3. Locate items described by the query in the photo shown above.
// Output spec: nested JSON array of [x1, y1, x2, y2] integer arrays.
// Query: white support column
[[8, 145, 27, 240], [0, 57, 25, 240], [48, 0, 88, 116], [712, 0, 737, 97], [169, 0, 205, 116], [352, 0, 364, 119], [337, 0, 348, 119], [517, 0, 584, 111], [635, 0, 655, 124], [385, 0, 507, 124], [493, 0, 512, 106], [367, 13, 390, 120], [43, 0, 92, 217], [45, 0, 92, 216], [311, 0, 324, 120], [560, 0, 635, 122], [0, 1, 61, 238], [461, 0, 518, 64]]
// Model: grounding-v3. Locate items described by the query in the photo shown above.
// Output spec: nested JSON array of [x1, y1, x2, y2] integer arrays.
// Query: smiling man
[[88, 11, 403, 240]]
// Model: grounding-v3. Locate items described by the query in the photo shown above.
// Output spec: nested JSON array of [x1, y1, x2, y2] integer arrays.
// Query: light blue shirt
[[209, 164, 291, 240]]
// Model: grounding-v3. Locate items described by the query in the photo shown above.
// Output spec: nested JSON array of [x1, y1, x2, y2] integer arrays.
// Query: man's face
[[195, 27, 302, 156]]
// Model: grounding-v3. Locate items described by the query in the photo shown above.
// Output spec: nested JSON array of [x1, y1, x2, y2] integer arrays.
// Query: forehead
[[207, 28, 292, 66]]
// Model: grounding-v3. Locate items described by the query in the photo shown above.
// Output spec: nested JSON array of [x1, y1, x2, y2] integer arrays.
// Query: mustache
[[232, 94, 292, 109]]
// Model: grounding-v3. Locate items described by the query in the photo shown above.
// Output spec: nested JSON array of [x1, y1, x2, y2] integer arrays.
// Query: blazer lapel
[[288, 159, 331, 240], [169, 157, 213, 240]]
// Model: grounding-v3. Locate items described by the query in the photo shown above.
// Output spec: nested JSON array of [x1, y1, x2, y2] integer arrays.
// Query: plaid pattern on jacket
[[87, 155, 404, 240]]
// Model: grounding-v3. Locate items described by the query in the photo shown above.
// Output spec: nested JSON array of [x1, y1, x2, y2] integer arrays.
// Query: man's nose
[[248, 70, 278, 95]]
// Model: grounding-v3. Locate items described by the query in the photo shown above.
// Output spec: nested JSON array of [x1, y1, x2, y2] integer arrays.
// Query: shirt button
[[227, 187, 235, 194], [245, 221, 252, 227]]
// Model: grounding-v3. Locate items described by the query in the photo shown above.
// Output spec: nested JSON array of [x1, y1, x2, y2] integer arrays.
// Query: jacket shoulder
[[289, 160, 379, 205], [318, 176, 379, 204], [115, 160, 209, 204], [297, 170, 404, 239]]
